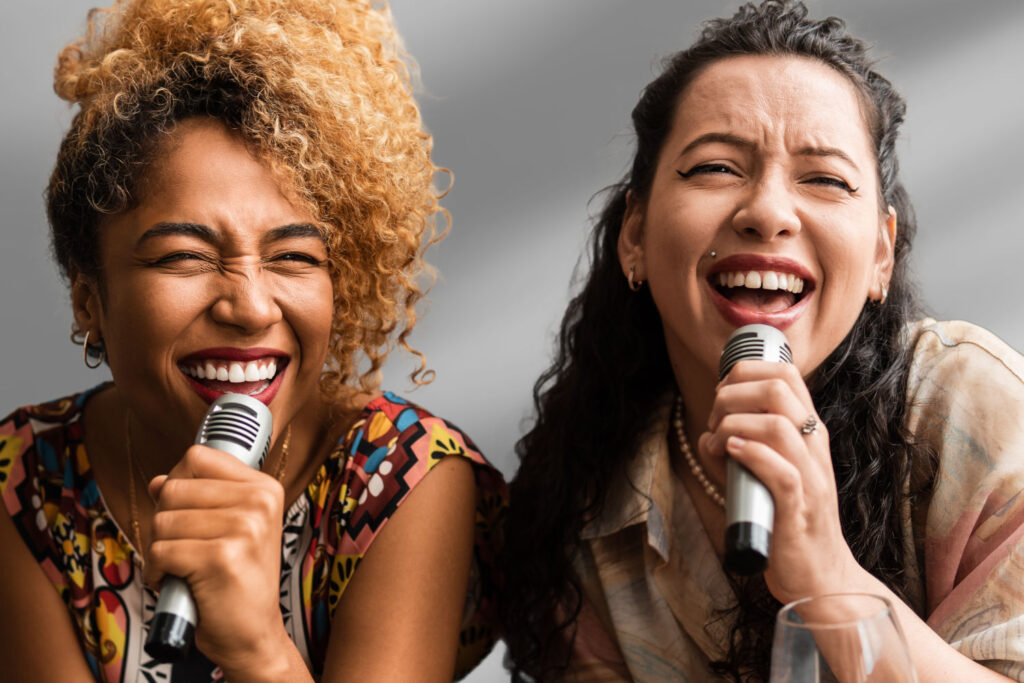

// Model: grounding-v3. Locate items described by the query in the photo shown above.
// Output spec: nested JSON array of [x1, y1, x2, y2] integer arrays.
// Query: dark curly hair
[[502, 1, 933, 679]]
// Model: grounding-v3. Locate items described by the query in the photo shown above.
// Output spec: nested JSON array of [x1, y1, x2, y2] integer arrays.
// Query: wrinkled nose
[[730, 173, 801, 241], [209, 271, 282, 333]]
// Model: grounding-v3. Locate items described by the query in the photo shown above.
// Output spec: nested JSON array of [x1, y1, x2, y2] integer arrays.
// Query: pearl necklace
[[672, 395, 725, 508]]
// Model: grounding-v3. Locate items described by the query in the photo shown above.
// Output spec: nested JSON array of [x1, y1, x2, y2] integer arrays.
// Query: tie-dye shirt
[[567, 319, 1024, 681], [0, 388, 507, 682]]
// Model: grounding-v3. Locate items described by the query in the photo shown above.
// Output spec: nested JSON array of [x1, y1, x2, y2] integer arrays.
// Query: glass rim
[[776, 592, 895, 630]]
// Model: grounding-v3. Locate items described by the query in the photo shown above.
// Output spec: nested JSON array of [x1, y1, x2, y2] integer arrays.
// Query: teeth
[[715, 270, 806, 294], [182, 358, 281, 384], [244, 363, 260, 382]]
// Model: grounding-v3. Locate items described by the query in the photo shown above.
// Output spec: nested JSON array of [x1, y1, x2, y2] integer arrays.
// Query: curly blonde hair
[[48, 0, 446, 401]]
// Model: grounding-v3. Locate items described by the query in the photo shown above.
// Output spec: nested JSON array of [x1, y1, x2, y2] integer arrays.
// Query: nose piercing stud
[[709, 250, 717, 258]]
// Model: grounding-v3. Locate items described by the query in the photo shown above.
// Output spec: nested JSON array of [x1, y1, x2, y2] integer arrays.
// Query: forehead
[[141, 118, 271, 193], [671, 55, 875, 159], [132, 117, 311, 224]]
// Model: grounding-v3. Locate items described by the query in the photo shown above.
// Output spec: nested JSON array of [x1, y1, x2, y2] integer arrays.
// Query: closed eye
[[276, 252, 320, 263], [267, 251, 325, 268], [806, 176, 858, 193], [677, 164, 739, 179], [151, 251, 209, 265]]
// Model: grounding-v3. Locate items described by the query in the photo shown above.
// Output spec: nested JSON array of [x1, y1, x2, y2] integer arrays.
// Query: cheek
[[101, 278, 206, 354], [287, 276, 335, 359], [644, 223, 708, 300], [819, 227, 878, 295]]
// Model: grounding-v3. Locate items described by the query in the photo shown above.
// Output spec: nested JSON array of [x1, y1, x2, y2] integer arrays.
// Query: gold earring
[[83, 330, 105, 369], [628, 265, 643, 292]]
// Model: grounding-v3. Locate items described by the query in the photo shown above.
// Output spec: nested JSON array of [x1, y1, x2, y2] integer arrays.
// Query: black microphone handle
[[143, 393, 273, 662], [718, 324, 792, 575]]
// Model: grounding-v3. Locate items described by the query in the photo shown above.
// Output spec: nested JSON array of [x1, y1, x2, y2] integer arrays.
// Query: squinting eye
[[677, 164, 738, 179], [152, 252, 206, 265], [272, 252, 322, 266], [808, 176, 858, 193]]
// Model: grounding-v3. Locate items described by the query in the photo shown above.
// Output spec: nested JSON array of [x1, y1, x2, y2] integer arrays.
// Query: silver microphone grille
[[719, 324, 793, 381], [195, 393, 273, 469]]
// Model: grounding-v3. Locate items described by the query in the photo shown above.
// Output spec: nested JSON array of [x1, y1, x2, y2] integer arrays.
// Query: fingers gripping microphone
[[144, 393, 273, 662], [719, 324, 793, 576]]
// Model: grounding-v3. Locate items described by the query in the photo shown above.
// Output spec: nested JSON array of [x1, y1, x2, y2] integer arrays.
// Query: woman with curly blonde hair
[[0, 0, 506, 680]]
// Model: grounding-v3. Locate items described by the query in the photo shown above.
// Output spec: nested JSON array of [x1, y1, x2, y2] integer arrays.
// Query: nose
[[730, 170, 801, 241], [209, 270, 282, 334]]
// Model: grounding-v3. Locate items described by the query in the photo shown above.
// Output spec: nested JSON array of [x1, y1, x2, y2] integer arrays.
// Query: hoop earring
[[628, 265, 643, 292], [83, 330, 105, 369]]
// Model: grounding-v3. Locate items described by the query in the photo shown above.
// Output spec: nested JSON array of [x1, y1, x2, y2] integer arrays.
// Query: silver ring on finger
[[799, 415, 818, 436]]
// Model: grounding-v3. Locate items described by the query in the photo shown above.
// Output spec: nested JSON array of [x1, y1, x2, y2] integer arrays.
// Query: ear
[[71, 268, 104, 342], [617, 190, 646, 281], [869, 205, 897, 301]]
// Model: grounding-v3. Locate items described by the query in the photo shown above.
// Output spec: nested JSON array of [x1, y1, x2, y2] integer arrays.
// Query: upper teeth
[[716, 270, 805, 294], [182, 359, 278, 382]]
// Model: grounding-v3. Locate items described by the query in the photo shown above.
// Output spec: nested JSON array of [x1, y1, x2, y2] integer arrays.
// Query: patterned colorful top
[[566, 319, 1024, 681], [0, 388, 507, 682]]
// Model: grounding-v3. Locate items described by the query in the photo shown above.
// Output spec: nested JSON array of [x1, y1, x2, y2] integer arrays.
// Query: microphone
[[718, 324, 793, 576], [144, 393, 273, 662]]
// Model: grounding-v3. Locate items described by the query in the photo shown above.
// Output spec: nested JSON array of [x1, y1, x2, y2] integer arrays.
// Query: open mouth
[[710, 269, 811, 313], [178, 356, 289, 402]]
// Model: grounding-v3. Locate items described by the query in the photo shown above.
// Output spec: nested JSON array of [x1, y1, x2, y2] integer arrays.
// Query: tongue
[[728, 288, 796, 313], [196, 378, 269, 395]]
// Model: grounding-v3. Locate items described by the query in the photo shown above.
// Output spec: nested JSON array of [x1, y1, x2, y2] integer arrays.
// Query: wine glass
[[770, 593, 918, 682]]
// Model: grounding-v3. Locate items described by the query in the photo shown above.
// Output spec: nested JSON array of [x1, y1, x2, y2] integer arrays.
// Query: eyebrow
[[136, 221, 216, 246], [794, 145, 857, 168], [678, 132, 755, 157], [136, 221, 323, 247], [679, 133, 859, 169], [263, 223, 324, 244]]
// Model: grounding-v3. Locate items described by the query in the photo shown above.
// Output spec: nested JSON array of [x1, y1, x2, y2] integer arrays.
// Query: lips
[[707, 254, 816, 329], [178, 348, 288, 405]]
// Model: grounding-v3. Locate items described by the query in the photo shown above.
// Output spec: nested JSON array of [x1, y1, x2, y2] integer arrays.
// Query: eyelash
[[272, 252, 322, 265], [151, 252, 208, 265], [149, 252, 323, 268], [808, 176, 858, 192], [677, 164, 735, 179], [676, 166, 858, 193]]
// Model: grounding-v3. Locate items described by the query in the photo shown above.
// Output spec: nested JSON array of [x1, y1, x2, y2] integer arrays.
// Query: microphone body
[[143, 393, 273, 662], [718, 324, 793, 575]]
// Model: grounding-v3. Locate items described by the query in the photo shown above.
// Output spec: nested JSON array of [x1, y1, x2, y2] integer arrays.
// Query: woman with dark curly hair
[[502, 1, 1024, 680], [0, 0, 505, 681]]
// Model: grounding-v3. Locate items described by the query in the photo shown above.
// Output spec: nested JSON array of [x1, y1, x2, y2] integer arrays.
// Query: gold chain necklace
[[125, 417, 292, 560]]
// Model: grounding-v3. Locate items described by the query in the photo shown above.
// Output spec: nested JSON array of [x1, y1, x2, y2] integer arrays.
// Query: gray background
[[3, 1, 1022, 679]]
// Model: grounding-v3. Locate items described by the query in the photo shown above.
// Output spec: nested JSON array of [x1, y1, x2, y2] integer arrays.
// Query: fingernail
[[727, 435, 746, 450]]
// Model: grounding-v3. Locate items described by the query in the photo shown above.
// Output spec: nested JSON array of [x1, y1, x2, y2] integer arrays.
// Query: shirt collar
[[581, 394, 676, 561]]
